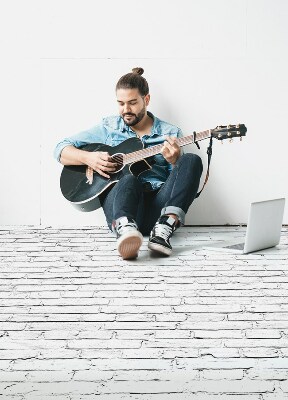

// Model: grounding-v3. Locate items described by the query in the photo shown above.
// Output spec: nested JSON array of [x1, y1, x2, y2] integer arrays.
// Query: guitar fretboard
[[123, 129, 211, 165]]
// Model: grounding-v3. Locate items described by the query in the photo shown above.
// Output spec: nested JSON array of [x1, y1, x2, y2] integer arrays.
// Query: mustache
[[123, 113, 136, 117]]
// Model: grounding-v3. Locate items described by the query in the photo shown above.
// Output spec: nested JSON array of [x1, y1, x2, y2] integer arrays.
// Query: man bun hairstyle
[[116, 67, 149, 97], [131, 67, 144, 75]]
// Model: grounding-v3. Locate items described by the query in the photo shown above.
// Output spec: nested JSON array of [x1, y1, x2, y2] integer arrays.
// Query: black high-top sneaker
[[113, 217, 143, 260], [148, 215, 178, 256]]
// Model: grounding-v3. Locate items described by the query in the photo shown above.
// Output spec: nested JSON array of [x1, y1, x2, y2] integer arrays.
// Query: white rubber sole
[[117, 231, 143, 260], [148, 241, 172, 256]]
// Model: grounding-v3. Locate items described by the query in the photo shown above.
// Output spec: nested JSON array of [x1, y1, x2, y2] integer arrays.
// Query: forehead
[[116, 88, 141, 102]]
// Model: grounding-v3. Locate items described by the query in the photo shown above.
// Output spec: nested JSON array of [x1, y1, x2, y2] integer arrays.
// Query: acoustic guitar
[[60, 124, 247, 212]]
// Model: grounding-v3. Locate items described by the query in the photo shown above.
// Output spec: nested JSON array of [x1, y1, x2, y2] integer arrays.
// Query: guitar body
[[60, 137, 146, 212]]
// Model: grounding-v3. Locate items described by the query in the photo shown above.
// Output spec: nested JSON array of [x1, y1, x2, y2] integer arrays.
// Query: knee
[[118, 173, 142, 190], [179, 153, 203, 173]]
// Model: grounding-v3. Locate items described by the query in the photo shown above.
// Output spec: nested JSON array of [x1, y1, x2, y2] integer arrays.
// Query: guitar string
[[122, 130, 211, 165], [88, 126, 243, 176], [111, 126, 244, 166]]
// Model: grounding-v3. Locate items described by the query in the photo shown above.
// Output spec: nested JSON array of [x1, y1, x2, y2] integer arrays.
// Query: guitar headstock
[[211, 124, 247, 141]]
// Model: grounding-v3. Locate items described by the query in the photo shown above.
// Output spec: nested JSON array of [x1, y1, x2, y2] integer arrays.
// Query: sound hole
[[111, 153, 124, 173]]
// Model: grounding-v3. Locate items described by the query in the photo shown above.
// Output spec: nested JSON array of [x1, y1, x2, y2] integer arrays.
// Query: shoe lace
[[154, 222, 173, 240], [117, 221, 138, 235]]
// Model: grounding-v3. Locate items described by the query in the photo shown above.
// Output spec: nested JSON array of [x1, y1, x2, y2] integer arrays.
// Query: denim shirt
[[54, 111, 183, 191]]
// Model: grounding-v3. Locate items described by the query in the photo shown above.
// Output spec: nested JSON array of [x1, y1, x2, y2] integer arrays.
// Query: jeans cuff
[[160, 206, 185, 226]]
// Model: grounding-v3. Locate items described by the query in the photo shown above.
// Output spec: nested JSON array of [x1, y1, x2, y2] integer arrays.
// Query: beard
[[122, 106, 146, 127]]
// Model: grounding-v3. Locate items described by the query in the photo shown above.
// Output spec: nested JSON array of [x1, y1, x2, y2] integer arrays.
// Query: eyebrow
[[117, 99, 138, 103]]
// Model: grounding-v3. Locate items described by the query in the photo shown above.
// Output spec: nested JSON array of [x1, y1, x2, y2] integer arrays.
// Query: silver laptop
[[205, 198, 285, 254]]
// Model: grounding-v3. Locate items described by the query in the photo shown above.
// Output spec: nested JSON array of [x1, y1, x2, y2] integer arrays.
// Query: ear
[[144, 94, 150, 106]]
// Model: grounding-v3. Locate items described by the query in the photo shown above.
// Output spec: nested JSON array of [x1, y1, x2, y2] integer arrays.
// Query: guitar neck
[[123, 129, 211, 165]]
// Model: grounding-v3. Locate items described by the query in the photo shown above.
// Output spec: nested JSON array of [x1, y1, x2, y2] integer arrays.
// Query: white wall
[[1, 0, 287, 226]]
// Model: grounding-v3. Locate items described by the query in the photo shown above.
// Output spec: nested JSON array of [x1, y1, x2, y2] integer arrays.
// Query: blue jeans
[[100, 153, 203, 235]]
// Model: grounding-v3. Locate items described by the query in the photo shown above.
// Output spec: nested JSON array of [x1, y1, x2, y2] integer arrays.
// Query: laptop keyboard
[[224, 243, 245, 250]]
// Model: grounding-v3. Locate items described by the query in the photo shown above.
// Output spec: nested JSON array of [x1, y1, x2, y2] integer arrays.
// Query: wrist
[[78, 150, 90, 165]]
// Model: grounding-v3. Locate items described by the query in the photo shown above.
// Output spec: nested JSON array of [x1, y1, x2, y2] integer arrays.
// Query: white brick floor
[[0, 225, 288, 400]]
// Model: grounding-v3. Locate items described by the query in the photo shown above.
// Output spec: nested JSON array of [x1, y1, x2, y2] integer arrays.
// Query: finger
[[166, 136, 179, 149], [95, 168, 111, 179], [91, 159, 116, 173], [99, 152, 117, 163], [165, 136, 174, 143], [99, 151, 110, 159], [91, 162, 116, 173], [99, 164, 117, 172], [100, 160, 117, 169], [163, 141, 174, 154], [162, 139, 171, 150], [99, 153, 117, 165], [161, 145, 169, 155], [95, 153, 117, 170], [167, 136, 179, 146]]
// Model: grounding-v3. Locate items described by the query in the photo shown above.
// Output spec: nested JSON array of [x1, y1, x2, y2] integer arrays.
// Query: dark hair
[[116, 67, 149, 96]]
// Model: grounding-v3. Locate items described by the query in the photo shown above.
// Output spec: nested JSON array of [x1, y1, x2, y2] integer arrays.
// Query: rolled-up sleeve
[[53, 123, 108, 162]]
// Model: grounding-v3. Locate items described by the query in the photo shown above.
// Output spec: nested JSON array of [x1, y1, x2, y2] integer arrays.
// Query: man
[[54, 67, 203, 260]]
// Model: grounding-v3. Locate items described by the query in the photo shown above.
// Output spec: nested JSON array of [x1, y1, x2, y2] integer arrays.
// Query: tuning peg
[[229, 138, 233, 143], [240, 137, 242, 141]]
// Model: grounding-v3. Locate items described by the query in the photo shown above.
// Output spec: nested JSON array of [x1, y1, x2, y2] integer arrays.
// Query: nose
[[123, 103, 132, 114]]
